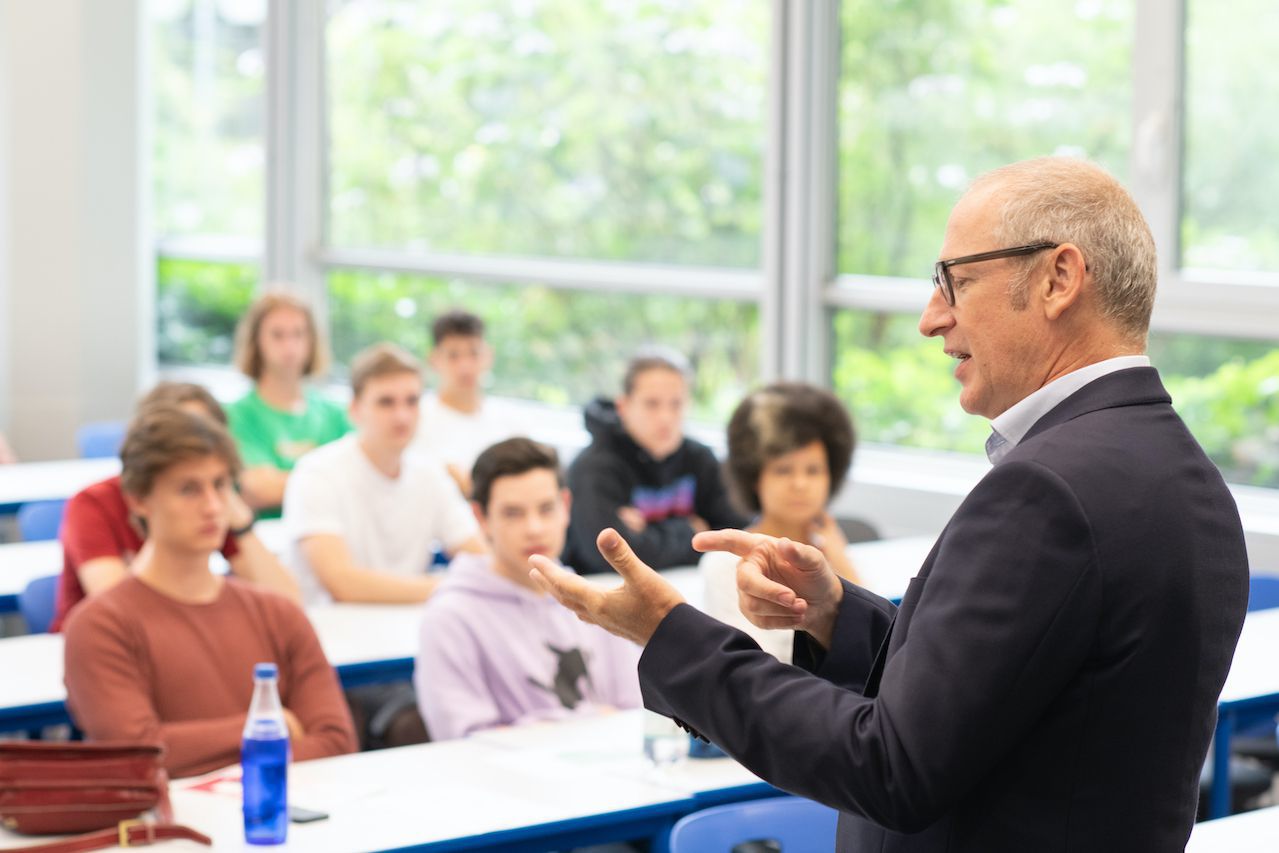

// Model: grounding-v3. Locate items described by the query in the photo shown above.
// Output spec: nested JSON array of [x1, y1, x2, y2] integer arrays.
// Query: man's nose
[[918, 285, 954, 338]]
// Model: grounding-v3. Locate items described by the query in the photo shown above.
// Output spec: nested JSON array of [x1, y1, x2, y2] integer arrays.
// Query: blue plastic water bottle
[[242, 662, 290, 845]]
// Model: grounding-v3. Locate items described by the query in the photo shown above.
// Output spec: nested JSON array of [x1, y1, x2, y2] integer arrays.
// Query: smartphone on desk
[[288, 804, 329, 823]]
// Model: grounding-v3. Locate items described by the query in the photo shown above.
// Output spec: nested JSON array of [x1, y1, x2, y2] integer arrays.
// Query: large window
[[152, 0, 265, 364], [1182, 0, 1279, 272], [325, 0, 768, 267], [837, 0, 1132, 278], [152, 1, 1279, 496]]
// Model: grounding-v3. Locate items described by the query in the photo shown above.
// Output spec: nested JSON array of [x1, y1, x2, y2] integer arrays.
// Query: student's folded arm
[[62, 491, 131, 596], [239, 467, 289, 510], [624, 517, 700, 569], [64, 607, 243, 776], [277, 604, 358, 760], [299, 534, 436, 603], [75, 556, 130, 596], [415, 608, 504, 741], [565, 459, 650, 574], [227, 535, 300, 603]]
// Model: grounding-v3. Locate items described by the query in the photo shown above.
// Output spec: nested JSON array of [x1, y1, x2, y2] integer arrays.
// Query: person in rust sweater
[[63, 406, 357, 778]]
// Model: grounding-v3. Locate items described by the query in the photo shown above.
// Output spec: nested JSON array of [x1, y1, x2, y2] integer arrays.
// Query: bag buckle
[[117, 819, 154, 847]]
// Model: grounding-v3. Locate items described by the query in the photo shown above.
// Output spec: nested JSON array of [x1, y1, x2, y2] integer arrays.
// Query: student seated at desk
[[563, 347, 748, 574], [63, 407, 357, 778], [410, 309, 519, 497], [416, 438, 640, 740], [51, 382, 298, 633], [284, 343, 485, 748], [283, 342, 484, 606], [699, 383, 860, 663], [227, 291, 351, 519]]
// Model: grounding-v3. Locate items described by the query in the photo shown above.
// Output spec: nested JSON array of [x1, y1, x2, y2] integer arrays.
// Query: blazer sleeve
[[638, 459, 1102, 833]]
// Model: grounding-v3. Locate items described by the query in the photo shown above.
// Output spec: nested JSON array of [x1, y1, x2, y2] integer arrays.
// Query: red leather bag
[[0, 741, 210, 851]]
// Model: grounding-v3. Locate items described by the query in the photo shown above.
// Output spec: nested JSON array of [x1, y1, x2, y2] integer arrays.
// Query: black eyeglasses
[[931, 242, 1060, 306]]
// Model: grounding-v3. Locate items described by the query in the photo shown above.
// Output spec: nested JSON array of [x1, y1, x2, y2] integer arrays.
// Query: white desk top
[[1187, 805, 1279, 851], [0, 458, 120, 508], [170, 735, 686, 852], [0, 540, 62, 602], [473, 709, 766, 799], [1218, 607, 1279, 706]]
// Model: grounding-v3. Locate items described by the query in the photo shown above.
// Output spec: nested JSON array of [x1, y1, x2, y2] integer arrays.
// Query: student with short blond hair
[[227, 289, 349, 517], [63, 407, 356, 778], [52, 382, 298, 633], [283, 342, 484, 606]]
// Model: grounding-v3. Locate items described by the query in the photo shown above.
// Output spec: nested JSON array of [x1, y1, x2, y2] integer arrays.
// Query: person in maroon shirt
[[63, 406, 356, 777], [51, 382, 297, 632]]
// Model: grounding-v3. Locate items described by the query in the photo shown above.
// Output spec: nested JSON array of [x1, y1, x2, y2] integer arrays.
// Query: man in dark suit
[[529, 157, 1249, 852]]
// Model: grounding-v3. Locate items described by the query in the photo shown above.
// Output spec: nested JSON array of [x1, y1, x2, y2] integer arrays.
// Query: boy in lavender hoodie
[[414, 438, 641, 740]]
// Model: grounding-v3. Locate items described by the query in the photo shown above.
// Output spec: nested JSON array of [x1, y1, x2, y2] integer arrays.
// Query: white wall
[[0, 0, 152, 460]]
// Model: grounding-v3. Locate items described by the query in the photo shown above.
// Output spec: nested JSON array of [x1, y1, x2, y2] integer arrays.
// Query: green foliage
[[326, 0, 767, 266], [152, 1, 264, 238], [1182, 0, 1279, 271], [1164, 348, 1279, 487], [831, 310, 989, 452], [837, 0, 1132, 277], [156, 257, 257, 365]]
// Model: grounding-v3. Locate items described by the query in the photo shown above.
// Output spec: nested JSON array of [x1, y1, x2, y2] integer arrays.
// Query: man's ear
[[560, 487, 572, 516], [470, 501, 489, 538], [1042, 243, 1088, 321]]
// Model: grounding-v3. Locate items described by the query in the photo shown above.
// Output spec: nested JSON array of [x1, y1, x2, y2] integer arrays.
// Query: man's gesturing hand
[[529, 528, 685, 646], [693, 529, 844, 649]]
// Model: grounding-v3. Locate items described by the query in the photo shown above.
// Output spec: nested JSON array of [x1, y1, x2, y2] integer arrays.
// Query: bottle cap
[[253, 662, 278, 680]]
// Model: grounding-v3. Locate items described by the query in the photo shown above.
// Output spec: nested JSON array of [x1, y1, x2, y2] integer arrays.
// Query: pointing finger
[[693, 528, 769, 557]]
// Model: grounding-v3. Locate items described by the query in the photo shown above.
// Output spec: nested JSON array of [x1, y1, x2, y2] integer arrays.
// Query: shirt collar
[[986, 355, 1151, 464]]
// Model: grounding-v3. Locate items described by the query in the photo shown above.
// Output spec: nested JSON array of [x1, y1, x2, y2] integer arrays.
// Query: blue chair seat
[[19, 576, 59, 635], [668, 795, 838, 853], [17, 499, 67, 542], [76, 420, 127, 459]]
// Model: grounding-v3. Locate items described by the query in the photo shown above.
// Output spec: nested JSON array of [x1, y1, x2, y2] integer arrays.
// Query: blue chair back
[[17, 499, 67, 542], [19, 576, 59, 634], [1248, 575, 1279, 612], [76, 420, 127, 459], [668, 796, 839, 853]]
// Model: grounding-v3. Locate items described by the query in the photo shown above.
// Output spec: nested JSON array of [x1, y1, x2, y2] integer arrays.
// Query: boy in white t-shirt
[[284, 342, 485, 606], [412, 310, 518, 496]]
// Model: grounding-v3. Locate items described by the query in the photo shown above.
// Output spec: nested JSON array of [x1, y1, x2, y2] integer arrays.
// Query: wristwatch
[[230, 518, 256, 538]]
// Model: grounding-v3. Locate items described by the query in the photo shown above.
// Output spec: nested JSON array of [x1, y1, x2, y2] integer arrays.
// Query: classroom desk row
[[0, 706, 1271, 852], [0, 709, 775, 852], [0, 536, 936, 733]]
